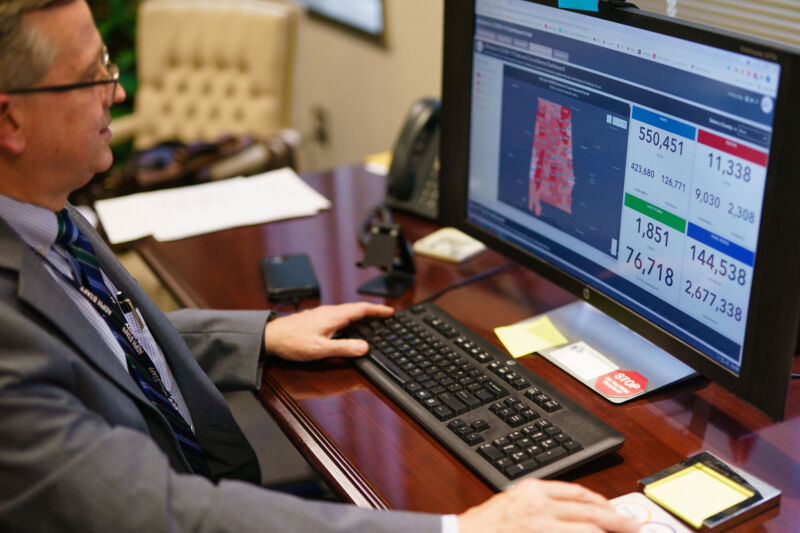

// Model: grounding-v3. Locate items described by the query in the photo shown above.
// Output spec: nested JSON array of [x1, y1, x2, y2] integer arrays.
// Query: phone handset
[[385, 98, 441, 220]]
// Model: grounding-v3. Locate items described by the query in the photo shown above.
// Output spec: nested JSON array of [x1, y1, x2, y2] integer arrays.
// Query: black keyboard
[[345, 302, 624, 491]]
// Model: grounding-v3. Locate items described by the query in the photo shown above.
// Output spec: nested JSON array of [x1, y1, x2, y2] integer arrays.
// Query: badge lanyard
[[38, 248, 179, 408]]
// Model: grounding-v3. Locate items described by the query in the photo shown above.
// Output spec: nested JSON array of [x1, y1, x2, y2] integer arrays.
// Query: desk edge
[[259, 371, 390, 510]]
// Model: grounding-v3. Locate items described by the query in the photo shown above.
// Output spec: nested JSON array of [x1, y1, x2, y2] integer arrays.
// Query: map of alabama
[[529, 98, 576, 216]]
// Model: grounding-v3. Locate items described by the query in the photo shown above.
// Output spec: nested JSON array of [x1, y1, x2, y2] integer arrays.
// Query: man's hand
[[264, 302, 394, 362], [458, 479, 640, 533]]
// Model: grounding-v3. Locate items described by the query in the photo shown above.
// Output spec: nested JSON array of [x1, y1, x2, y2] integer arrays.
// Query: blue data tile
[[558, 0, 598, 11]]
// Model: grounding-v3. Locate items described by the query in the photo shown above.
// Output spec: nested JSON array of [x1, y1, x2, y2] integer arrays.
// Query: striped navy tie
[[55, 209, 212, 478]]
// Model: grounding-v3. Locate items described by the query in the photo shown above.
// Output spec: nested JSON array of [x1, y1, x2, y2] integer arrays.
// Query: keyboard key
[[504, 396, 522, 406], [518, 458, 539, 473], [497, 407, 516, 419], [423, 398, 442, 410], [510, 451, 528, 463], [414, 390, 433, 402], [432, 405, 454, 421], [495, 457, 515, 470], [438, 393, 467, 415], [533, 393, 550, 405], [534, 446, 568, 465], [489, 402, 506, 413], [506, 431, 524, 441], [503, 460, 537, 479], [516, 437, 533, 449], [404, 382, 423, 393], [478, 444, 505, 463], [499, 443, 519, 456], [543, 400, 562, 413], [563, 440, 583, 454], [492, 437, 510, 447], [454, 425, 473, 437], [506, 415, 525, 427], [532, 431, 548, 442], [512, 378, 531, 390], [447, 419, 465, 430], [524, 387, 542, 400], [463, 433, 484, 446], [466, 382, 482, 392], [471, 419, 490, 432], [475, 389, 495, 403], [524, 444, 542, 456], [485, 381, 509, 398], [476, 352, 493, 363], [417, 376, 434, 386], [447, 383, 464, 393], [540, 438, 557, 450], [455, 391, 482, 409]]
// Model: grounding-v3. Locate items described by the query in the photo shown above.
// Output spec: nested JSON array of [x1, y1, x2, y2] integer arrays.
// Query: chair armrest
[[109, 113, 140, 145]]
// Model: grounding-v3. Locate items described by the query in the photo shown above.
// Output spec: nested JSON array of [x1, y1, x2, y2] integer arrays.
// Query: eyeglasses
[[4, 45, 119, 104]]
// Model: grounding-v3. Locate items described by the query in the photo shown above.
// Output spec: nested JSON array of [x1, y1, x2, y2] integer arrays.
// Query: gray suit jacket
[[0, 208, 441, 532]]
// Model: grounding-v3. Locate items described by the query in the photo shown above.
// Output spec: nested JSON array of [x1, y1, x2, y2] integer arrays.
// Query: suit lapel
[[12, 240, 148, 403]]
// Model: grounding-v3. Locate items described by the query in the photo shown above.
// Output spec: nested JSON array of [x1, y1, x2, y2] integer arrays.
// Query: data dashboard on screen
[[465, 0, 781, 376]]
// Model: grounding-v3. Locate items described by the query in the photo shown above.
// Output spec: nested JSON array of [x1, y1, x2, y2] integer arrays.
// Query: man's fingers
[[316, 302, 394, 333], [317, 338, 370, 358], [338, 302, 394, 321], [516, 479, 610, 507]]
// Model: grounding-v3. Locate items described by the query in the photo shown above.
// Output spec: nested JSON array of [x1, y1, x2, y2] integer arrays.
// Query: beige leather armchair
[[111, 0, 297, 151]]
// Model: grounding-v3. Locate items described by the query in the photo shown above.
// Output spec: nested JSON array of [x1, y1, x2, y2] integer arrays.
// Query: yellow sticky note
[[644, 464, 754, 529], [364, 150, 392, 169], [494, 316, 568, 358]]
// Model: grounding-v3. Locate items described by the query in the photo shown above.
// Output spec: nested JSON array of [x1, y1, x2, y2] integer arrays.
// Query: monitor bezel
[[440, 0, 800, 420]]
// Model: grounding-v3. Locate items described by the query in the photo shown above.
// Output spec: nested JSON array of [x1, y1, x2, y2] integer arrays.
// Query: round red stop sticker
[[594, 370, 648, 399]]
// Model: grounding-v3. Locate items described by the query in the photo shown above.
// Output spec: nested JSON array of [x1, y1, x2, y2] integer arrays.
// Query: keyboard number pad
[[478, 416, 583, 479]]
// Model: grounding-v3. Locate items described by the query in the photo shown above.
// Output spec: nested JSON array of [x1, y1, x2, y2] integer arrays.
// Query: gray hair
[[0, 0, 76, 92]]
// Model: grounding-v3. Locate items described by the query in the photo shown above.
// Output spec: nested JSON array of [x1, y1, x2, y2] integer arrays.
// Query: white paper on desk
[[94, 168, 331, 243]]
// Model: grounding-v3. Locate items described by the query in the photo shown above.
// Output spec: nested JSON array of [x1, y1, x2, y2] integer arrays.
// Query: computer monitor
[[440, 0, 800, 420]]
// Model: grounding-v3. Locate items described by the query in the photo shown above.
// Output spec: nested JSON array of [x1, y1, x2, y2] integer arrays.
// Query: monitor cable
[[416, 262, 515, 305]]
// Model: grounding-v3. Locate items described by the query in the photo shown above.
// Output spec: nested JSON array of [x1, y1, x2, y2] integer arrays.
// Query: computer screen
[[440, 0, 800, 419]]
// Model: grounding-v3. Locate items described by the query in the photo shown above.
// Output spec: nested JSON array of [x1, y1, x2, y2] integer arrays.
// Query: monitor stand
[[536, 301, 698, 403]]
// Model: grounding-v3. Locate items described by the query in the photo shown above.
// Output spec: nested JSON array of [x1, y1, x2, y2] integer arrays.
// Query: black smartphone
[[260, 254, 320, 302]]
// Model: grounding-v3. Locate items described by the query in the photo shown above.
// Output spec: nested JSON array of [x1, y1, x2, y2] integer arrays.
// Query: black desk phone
[[385, 98, 441, 221]]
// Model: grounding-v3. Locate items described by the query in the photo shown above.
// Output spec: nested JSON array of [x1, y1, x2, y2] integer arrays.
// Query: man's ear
[[0, 97, 26, 154]]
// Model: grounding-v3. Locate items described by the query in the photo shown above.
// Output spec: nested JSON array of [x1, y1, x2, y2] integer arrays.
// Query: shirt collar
[[0, 194, 59, 256]]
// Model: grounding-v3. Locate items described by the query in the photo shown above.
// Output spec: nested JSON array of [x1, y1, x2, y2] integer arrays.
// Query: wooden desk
[[137, 166, 799, 530]]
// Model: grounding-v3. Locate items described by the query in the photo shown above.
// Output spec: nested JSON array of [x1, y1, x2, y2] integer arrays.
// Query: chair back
[[123, 0, 297, 150]]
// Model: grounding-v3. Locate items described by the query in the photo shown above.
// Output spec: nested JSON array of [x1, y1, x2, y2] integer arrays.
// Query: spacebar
[[366, 350, 409, 384]]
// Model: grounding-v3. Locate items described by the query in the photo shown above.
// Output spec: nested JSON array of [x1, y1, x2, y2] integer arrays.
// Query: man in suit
[[0, 1, 639, 532]]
